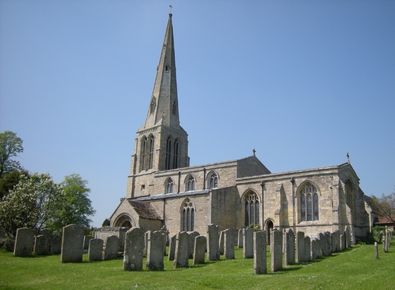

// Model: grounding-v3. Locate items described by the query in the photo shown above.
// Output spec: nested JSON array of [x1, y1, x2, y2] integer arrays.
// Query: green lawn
[[0, 241, 394, 290]]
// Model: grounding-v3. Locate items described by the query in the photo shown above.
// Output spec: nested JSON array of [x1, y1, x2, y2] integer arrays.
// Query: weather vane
[[346, 152, 350, 163], [253, 148, 256, 156]]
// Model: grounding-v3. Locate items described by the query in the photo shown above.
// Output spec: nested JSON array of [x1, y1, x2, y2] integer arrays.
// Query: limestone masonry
[[108, 13, 371, 244]]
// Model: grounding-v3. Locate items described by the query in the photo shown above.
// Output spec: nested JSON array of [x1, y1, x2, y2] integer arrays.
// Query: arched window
[[299, 183, 319, 221], [173, 139, 179, 169], [181, 198, 194, 231], [185, 175, 195, 192], [148, 135, 154, 169], [165, 178, 174, 194], [140, 136, 147, 171], [165, 137, 172, 170], [207, 171, 218, 189], [244, 191, 260, 227]]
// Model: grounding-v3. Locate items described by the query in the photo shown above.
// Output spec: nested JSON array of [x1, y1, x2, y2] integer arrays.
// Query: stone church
[[109, 14, 370, 243]]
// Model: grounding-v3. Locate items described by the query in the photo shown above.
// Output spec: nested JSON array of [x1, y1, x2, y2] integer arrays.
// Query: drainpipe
[[260, 181, 265, 230]]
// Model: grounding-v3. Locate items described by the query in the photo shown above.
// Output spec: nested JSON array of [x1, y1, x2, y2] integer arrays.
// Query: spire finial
[[346, 152, 350, 164], [253, 148, 256, 157], [169, 5, 173, 16]]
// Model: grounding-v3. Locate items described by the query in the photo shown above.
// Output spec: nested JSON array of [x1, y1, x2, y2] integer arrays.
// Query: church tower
[[127, 13, 189, 197]]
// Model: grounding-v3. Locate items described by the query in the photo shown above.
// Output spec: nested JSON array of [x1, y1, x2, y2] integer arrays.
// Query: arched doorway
[[265, 219, 274, 245], [114, 214, 134, 229]]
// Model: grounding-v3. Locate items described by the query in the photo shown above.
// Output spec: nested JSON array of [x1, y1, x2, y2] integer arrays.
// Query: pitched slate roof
[[128, 200, 162, 220]]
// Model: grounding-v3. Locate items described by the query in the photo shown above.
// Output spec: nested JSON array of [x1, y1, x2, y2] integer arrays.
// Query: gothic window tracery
[[140, 136, 148, 171], [173, 139, 179, 168], [165, 178, 174, 194], [185, 175, 195, 192], [299, 183, 319, 222], [165, 137, 172, 170], [181, 198, 194, 231], [244, 191, 260, 227], [207, 171, 218, 189], [148, 135, 154, 169]]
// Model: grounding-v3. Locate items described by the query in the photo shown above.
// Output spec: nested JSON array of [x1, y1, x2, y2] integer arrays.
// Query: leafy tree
[[46, 174, 95, 233], [0, 131, 23, 178], [370, 193, 395, 224], [0, 170, 28, 200], [0, 173, 61, 238], [102, 218, 110, 227]]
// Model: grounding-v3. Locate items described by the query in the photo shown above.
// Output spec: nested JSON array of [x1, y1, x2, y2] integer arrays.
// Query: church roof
[[128, 200, 162, 220]]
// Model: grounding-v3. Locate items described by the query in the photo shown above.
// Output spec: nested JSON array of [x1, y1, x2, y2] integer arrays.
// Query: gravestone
[[224, 229, 234, 259], [324, 232, 332, 255], [207, 224, 220, 261], [188, 231, 199, 258], [14, 228, 34, 257], [88, 238, 103, 262], [238, 228, 243, 248], [286, 229, 295, 265], [345, 228, 351, 248], [304, 236, 311, 262], [296, 231, 305, 263], [61, 224, 84, 263], [168, 234, 176, 261], [83, 235, 92, 251], [123, 228, 144, 271], [219, 231, 225, 255], [271, 229, 282, 272], [49, 235, 61, 255], [193, 235, 206, 265], [34, 234, 49, 255], [103, 235, 120, 260], [374, 242, 379, 259], [339, 233, 345, 251], [253, 231, 267, 274], [161, 231, 168, 256], [144, 231, 149, 257], [174, 231, 189, 268], [316, 236, 323, 258], [147, 231, 164, 270], [243, 228, 254, 258]]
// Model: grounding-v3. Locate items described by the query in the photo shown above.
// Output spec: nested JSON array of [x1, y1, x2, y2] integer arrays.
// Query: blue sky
[[1, 1, 394, 227]]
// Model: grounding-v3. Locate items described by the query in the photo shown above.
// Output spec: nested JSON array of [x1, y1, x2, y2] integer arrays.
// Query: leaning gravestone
[[103, 235, 120, 260], [238, 228, 243, 248], [243, 228, 254, 258], [147, 230, 164, 270], [286, 229, 295, 265], [271, 229, 282, 272], [207, 224, 220, 261], [311, 239, 319, 260], [224, 229, 234, 259], [88, 238, 103, 262], [254, 231, 267, 274], [324, 232, 332, 255], [188, 231, 199, 258], [174, 231, 189, 268], [123, 228, 144, 271], [296, 231, 305, 263], [50, 235, 61, 255], [34, 234, 50, 255], [304, 236, 311, 262], [193, 235, 206, 265], [61, 224, 84, 263], [219, 230, 225, 255], [14, 228, 34, 257], [168, 234, 176, 261]]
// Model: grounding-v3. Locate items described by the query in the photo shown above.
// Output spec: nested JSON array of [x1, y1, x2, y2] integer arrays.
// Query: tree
[[46, 174, 95, 233], [369, 193, 395, 224], [0, 131, 23, 178], [0, 173, 61, 238], [0, 170, 28, 200]]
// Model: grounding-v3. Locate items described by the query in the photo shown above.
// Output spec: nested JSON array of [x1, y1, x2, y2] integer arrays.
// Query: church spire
[[144, 13, 180, 129]]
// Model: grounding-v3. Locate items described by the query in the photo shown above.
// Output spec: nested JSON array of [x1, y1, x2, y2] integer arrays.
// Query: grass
[[0, 241, 394, 290]]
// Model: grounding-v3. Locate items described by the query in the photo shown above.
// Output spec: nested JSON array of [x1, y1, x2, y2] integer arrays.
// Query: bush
[[372, 226, 385, 243]]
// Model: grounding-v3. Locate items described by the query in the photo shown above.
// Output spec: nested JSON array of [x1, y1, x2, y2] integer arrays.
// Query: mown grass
[[0, 240, 394, 290]]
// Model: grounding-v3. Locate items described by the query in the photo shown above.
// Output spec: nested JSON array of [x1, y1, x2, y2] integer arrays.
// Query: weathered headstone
[[345, 228, 351, 248], [271, 229, 282, 272], [144, 231, 149, 257], [123, 228, 144, 271], [296, 231, 305, 263], [147, 231, 164, 270], [304, 236, 311, 262], [14, 228, 34, 257], [174, 231, 189, 268], [253, 231, 267, 274], [311, 239, 319, 260], [88, 238, 103, 262], [168, 234, 176, 261], [374, 242, 379, 259], [103, 235, 120, 260], [188, 231, 199, 258], [339, 233, 345, 251], [34, 234, 50, 255], [49, 235, 61, 255], [324, 232, 332, 255], [243, 228, 254, 258], [83, 235, 92, 251], [61, 224, 84, 263], [207, 224, 220, 261], [193, 235, 206, 265], [224, 229, 234, 259], [219, 230, 225, 255], [285, 229, 295, 265], [238, 228, 243, 248]]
